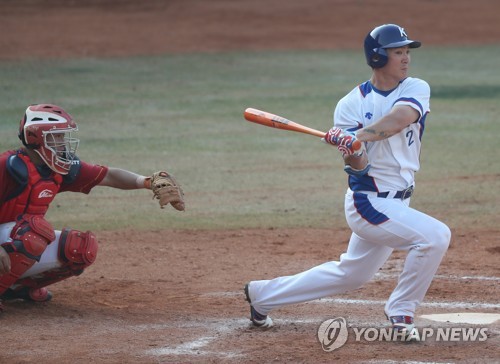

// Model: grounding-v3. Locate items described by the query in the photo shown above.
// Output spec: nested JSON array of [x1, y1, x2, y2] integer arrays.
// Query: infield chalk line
[[146, 318, 248, 359], [313, 298, 500, 309], [374, 273, 500, 281], [204, 291, 500, 309], [145, 317, 346, 359]]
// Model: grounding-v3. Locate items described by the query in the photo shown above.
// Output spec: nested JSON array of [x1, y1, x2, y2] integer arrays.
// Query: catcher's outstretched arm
[[98, 168, 185, 211], [98, 167, 147, 190]]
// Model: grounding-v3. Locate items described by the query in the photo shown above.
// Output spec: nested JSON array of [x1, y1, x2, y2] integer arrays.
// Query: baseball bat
[[243, 107, 361, 151]]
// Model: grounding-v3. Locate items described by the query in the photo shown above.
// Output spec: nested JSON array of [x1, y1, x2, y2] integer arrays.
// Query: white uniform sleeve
[[393, 78, 430, 121], [333, 89, 362, 131]]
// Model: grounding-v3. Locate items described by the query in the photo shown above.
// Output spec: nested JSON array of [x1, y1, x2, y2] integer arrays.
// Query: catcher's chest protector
[[0, 152, 62, 224]]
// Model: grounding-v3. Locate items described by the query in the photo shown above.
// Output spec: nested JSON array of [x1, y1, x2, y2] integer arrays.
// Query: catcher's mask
[[364, 24, 421, 69], [18, 104, 79, 175]]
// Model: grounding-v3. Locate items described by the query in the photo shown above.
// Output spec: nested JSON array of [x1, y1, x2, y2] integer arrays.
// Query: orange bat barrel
[[244, 107, 362, 151], [244, 108, 325, 137]]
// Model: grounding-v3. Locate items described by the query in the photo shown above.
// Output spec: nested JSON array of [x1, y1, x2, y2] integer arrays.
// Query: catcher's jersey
[[0, 149, 108, 206], [334, 77, 430, 192]]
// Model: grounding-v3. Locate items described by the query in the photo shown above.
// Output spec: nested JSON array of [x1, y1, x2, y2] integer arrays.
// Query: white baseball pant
[[247, 188, 451, 318]]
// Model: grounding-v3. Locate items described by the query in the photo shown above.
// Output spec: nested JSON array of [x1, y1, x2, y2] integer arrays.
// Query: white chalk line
[[145, 318, 248, 359], [145, 317, 328, 359], [313, 298, 500, 309], [203, 291, 500, 309], [374, 272, 500, 281], [149, 336, 217, 356], [147, 292, 499, 359], [205, 291, 500, 309]]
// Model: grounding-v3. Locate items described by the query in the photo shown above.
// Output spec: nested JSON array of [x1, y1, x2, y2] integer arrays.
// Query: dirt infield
[[1, 1, 499, 363], [1, 0, 500, 60]]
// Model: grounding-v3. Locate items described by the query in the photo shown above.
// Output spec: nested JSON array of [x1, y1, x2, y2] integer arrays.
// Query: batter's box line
[[203, 292, 500, 310], [374, 273, 500, 281], [312, 298, 500, 310], [144, 316, 344, 359], [145, 318, 249, 359]]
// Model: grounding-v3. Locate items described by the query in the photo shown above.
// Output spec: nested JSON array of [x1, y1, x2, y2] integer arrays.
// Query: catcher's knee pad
[[58, 228, 98, 274], [0, 214, 55, 293], [12, 229, 98, 291]]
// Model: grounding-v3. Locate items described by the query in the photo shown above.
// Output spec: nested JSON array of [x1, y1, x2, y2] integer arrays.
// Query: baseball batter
[[0, 104, 184, 313], [244, 24, 451, 334]]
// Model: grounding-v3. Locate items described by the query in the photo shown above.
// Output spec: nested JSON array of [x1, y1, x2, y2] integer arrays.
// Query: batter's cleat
[[244, 283, 273, 328], [390, 315, 414, 336], [1, 287, 53, 303]]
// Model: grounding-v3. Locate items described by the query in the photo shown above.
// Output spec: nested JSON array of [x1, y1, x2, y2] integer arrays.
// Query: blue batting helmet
[[364, 24, 421, 68]]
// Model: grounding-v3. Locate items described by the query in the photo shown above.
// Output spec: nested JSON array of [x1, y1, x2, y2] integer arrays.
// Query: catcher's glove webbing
[[147, 171, 185, 211]]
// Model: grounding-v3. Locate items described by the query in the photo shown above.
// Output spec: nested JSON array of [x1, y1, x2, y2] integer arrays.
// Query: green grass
[[1, 45, 499, 231]]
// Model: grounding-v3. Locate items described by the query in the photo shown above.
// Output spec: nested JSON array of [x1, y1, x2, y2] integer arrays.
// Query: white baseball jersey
[[334, 77, 430, 191]]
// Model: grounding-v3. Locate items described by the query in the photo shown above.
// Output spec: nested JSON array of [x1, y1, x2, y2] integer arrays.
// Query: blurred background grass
[[1, 45, 499, 231]]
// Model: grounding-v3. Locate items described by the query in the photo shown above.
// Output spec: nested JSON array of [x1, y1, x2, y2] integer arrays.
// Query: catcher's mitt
[[148, 171, 185, 211]]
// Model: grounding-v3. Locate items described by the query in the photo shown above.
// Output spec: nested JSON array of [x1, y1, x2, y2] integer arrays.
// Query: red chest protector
[[0, 152, 62, 223]]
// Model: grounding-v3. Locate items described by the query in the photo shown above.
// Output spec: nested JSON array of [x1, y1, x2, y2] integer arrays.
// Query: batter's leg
[[344, 192, 451, 318], [383, 209, 450, 317], [247, 233, 393, 315]]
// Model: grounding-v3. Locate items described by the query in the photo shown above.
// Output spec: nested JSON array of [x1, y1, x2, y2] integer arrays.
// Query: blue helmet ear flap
[[369, 47, 388, 68], [364, 36, 389, 68]]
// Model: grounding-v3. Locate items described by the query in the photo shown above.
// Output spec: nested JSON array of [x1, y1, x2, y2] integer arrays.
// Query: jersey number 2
[[406, 130, 414, 146]]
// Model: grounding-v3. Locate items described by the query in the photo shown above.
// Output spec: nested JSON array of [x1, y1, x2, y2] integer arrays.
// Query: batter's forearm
[[357, 105, 420, 142], [356, 119, 401, 142]]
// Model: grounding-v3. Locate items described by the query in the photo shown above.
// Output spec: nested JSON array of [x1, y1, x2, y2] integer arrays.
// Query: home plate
[[420, 313, 500, 325]]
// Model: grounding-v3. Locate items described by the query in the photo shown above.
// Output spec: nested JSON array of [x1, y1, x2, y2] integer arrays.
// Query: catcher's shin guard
[[0, 214, 55, 295], [15, 228, 98, 290]]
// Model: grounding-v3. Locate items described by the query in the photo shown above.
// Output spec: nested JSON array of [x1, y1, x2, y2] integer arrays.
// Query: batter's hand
[[324, 127, 344, 146], [0, 246, 11, 275], [324, 127, 362, 157], [337, 133, 358, 157]]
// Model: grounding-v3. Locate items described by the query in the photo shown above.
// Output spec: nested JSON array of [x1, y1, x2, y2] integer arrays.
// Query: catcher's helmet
[[19, 104, 79, 174], [364, 24, 421, 68]]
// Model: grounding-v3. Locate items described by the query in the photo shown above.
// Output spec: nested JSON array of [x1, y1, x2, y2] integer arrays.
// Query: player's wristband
[[344, 163, 371, 177], [136, 176, 151, 189]]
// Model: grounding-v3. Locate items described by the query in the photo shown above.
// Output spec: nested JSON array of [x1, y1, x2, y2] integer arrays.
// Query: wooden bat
[[243, 107, 361, 151]]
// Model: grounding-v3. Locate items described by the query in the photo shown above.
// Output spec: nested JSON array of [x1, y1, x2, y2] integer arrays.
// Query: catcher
[[0, 104, 184, 313]]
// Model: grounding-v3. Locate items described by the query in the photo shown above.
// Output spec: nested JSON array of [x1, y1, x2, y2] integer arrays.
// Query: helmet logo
[[398, 26, 408, 38]]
